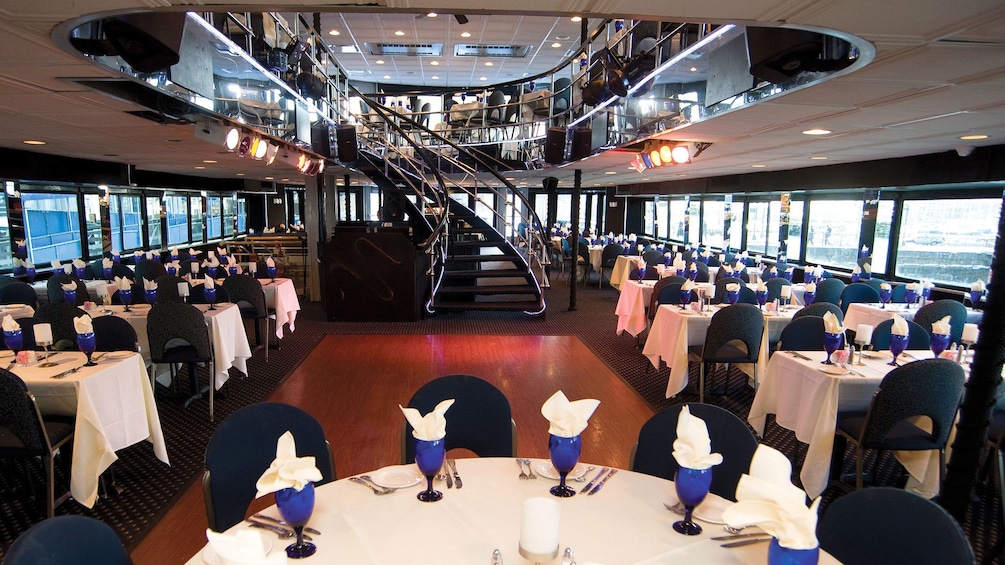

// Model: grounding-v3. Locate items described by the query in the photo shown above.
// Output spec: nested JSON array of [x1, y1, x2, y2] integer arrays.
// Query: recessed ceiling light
[[426, 12, 438, 17], [282, 178, 290, 181], [642, 178, 650, 181], [383, 75, 391, 79], [203, 160, 217, 164], [690, 67, 697, 72], [394, 31, 405, 36], [265, 176, 274, 180], [810, 156, 828, 160], [802, 128, 831, 135], [430, 61, 440, 66], [22, 140, 45, 145], [556, 35, 571, 40], [194, 166, 206, 170], [751, 164, 766, 168], [960, 134, 989, 140], [461, 31, 471, 38], [676, 173, 688, 177], [328, 30, 340, 36], [376, 60, 384, 64], [431, 75, 439, 79], [552, 42, 562, 48], [236, 173, 245, 176], [571, 16, 582, 22], [604, 171, 616, 175], [479, 76, 487, 81]]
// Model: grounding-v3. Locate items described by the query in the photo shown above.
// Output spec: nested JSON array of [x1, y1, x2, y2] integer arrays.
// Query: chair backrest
[[203, 402, 336, 532], [134, 259, 168, 282], [402, 374, 515, 463], [912, 299, 968, 344], [840, 283, 881, 314], [861, 277, 885, 294], [91, 315, 139, 352], [692, 261, 710, 283], [46, 275, 87, 306], [0, 281, 38, 309], [34, 303, 88, 350], [146, 302, 211, 362], [764, 277, 791, 303], [0, 368, 49, 455], [4, 515, 131, 565], [857, 358, 965, 448], [190, 283, 230, 305], [553, 78, 572, 111], [890, 283, 908, 303], [601, 244, 622, 266], [656, 283, 687, 307], [712, 279, 757, 305], [818, 487, 973, 565], [486, 89, 506, 121], [648, 276, 686, 319], [870, 318, 931, 350], [642, 250, 664, 266], [631, 404, 758, 501], [793, 302, 843, 323], [154, 275, 190, 303], [13, 317, 39, 351], [703, 304, 764, 362], [778, 316, 827, 351], [815, 278, 846, 305], [223, 276, 267, 316]]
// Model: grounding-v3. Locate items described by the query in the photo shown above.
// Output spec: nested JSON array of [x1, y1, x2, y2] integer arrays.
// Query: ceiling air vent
[[364, 43, 443, 56], [454, 44, 532, 58]]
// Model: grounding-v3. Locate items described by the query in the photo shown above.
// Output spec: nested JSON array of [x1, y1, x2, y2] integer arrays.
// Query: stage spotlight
[[253, 138, 268, 160], [225, 128, 240, 151], [236, 135, 252, 157], [266, 143, 280, 165], [671, 145, 691, 164], [640, 152, 653, 168], [649, 150, 662, 167], [659, 145, 673, 163]]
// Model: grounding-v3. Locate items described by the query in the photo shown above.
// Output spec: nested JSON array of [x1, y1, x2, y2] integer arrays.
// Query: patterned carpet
[[0, 271, 998, 562]]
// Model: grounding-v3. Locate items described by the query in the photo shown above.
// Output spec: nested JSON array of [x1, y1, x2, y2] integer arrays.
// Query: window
[[147, 196, 162, 248], [165, 195, 189, 245], [555, 194, 572, 226], [643, 200, 655, 237], [534, 193, 548, 224], [687, 199, 700, 245], [190, 196, 204, 244], [223, 196, 236, 237], [702, 199, 725, 248], [871, 200, 894, 275], [669, 199, 686, 241], [727, 202, 744, 250], [236, 198, 246, 234], [22, 191, 82, 264], [109, 194, 142, 251], [895, 198, 999, 286], [0, 186, 13, 271], [206, 196, 222, 240], [656, 199, 669, 239], [768, 199, 803, 260], [805, 199, 862, 268], [746, 201, 769, 253], [474, 193, 494, 228], [369, 190, 380, 221]]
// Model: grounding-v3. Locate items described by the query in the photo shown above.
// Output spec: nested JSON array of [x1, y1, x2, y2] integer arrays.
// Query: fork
[[517, 459, 529, 480], [520, 458, 537, 479], [349, 476, 391, 495]]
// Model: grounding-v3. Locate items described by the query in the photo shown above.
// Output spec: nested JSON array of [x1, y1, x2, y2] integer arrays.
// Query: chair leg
[[997, 447, 1005, 535], [44, 454, 55, 518], [699, 362, 705, 404], [855, 448, 865, 490]]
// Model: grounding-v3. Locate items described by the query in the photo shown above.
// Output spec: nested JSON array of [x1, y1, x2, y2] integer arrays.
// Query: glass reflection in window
[[83, 194, 102, 259], [223, 196, 236, 237], [702, 200, 725, 248], [896, 198, 999, 285], [22, 192, 82, 265], [147, 197, 162, 248], [805, 199, 862, 268], [165, 195, 188, 245], [190, 196, 204, 244], [206, 196, 221, 240]]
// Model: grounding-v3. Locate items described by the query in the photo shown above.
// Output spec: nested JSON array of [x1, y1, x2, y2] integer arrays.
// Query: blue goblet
[[803, 290, 816, 306], [25, 267, 35, 283], [171, 253, 179, 263], [636, 266, 647, 280], [783, 271, 793, 282], [921, 286, 932, 304], [688, 269, 698, 282], [167, 265, 177, 277], [63, 289, 77, 305], [75, 267, 86, 279], [931, 333, 951, 357], [803, 271, 814, 284], [275, 482, 317, 558], [415, 438, 445, 502], [16, 244, 26, 256], [676, 268, 686, 277], [207, 266, 218, 279], [672, 467, 712, 535], [4, 328, 23, 357], [13, 265, 24, 276], [889, 333, 909, 366], [904, 288, 917, 308], [145, 289, 157, 305], [664, 256, 673, 267], [851, 272, 860, 283], [679, 288, 692, 309], [756, 290, 769, 310], [549, 434, 581, 497], [970, 290, 984, 308], [218, 253, 227, 265], [112, 254, 121, 265], [727, 290, 740, 305], [823, 332, 843, 364], [268, 266, 277, 282], [228, 265, 238, 276], [768, 538, 819, 565], [879, 288, 892, 309], [103, 267, 113, 281], [119, 288, 132, 312], [77, 331, 96, 366], [204, 287, 217, 310]]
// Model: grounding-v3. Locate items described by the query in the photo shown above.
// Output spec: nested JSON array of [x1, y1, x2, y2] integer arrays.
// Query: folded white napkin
[[72, 258, 85, 269], [14, 239, 25, 247], [2, 315, 19, 332], [905, 282, 917, 291], [204, 257, 220, 268], [170, 247, 179, 256], [133, 250, 143, 259], [757, 281, 767, 292], [785, 267, 795, 274], [61, 282, 76, 292], [804, 282, 816, 293], [23, 261, 33, 270], [813, 265, 824, 278], [255, 431, 323, 497], [217, 246, 227, 256], [891, 314, 909, 336], [63, 264, 72, 275], [228, 257, 239, 267], [637, 261, 647, 271], [725, 282, 740, 293], [102, 258, 114, 269], [880, 282, 892, 291], [188, 248, 201, 256], [851, 264, 861, 275], [972, 279, 986, 292], [208, 250, 216, 259], [663, 252, 672, 260], [861, 244, 870, 255], [168, 261, 181, 272], [863, 262, 872, 273], [608, 232, 614, 240], [205, 276, 216, 289], [143, 278, 157, 291], [399, 399, 454, 440], [722, 445, 820, 550], [205, 529, 285, 565], [700, 250, 711, 258], [113, 276, 133, 291], [932, 315, 952, 335], [50, 260, 61, 270], [769, 267, 778, 276], [672, 257, 686, 271], [541, 390, 600, 437], [734, 261, 745, 272], [629, 233, 637, 241], [671, 406, 723, 470], [922, 280, 935, 290], [111, 250, 120, 258], [681, 279, 697, 291], [718, 254, 726, 264], [722, 264, 734, 274], [73, 314, 93, 334], [822, 311, 843, 333], [691, 251, 699, 259], [266, 257, 276, 268]]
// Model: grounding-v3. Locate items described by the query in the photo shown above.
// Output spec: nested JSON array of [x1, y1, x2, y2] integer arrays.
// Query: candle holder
[[519, 497, 561, 564]]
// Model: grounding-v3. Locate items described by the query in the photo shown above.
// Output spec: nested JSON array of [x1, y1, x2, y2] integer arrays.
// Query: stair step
[[453, 240, 502, 248], [453, 226, 493, 234], [432, 300, 544, 312], [437, 285, 539, 296], [450, 254, 522, 263], [442, 268, 530, 278]]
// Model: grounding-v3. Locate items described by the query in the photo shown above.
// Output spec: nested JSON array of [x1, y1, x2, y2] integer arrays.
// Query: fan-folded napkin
[[541, 390, 600, 437], [725, 282, 740, 293], [204, 256, 220, 268], [255, 431, 323, 496], [671, 406, 723, 470], [72, 258, 85, 269], [972, 279, 986, 292], [862, 262, 871, 273], [700, 250, 711, 259], [769, 267, 778, 277], [50, 260, 62, 270], [133, 250, 143, 260], [851, 264, 861, 275], [61, 282, 76, 292], [822, 311, 843, 334], [891, 314, 909, 336], [681, 279, 697, 291], [813, 265, 824, 278], [399, 399, 454, 440], [756, 281, 767, 293], [188, 248, 201, 257], [722, 264, 734, 275], [785, 267, 795, 274], [266, 257, 276, 268], [102, 258, 114, 269], [146, 250, 159, 261], [205, 529, 284, 565], [168, 261, 181, 272], [804, 282, 816, 294], [170, 246, 179, 256], [113, 276, 132, 291], [722, 444, 820, 550], [672, 257, 686, 271], [880, 282, 892, 291], [205, 276, 216, 289], [14, 239, 25, 248], [73, 314, 93, 334], [217, 246, 227, 257], [734, 261, 745, 272], [143, 278, 157, 291], [932, 315, 952, 335], [2, 315, 19, 332]]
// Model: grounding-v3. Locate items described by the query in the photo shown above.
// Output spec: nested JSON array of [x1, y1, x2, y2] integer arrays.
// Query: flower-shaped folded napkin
[[399, 399, 454, 440], [813, 265, 824, 278], [102, 257, 114, 269], [2, 315, 20, 332], [972, 279, 986, 293], [756, 281, 768, 293], [541, 390, 600, 437], [113, 276, 133, 291], [143, 278, 157, 291], [931, 315, 952, 336], [133, 250, 143, 260], [891, 314, 910, 336], [822, 311, 843, 334], [681, 279, 697, 292], [851, 264, 861, 275], [204, 276, 216, 289], [255, 431, 323, 497], [50, 260, 62, 270], [725, 282, 740, 293], [672, 257, 687, 272], [72, 258, 86, 270], [146, 251, 159, 261], [266, 257, 276, 269], [73, 314, 93, 334], [217, 246, 227, 257], [804, 282, 816, 294], [206, 529, 285, 565], [187, 248, 201, 257], [722, 444, 821, 550], [671, 406, 723, 470], [204, 256, 220, 268], [61, 282, 77, 292], [722, 264, 734, 275]]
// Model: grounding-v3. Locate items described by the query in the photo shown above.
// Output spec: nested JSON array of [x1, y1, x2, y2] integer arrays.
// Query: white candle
[[780, 286, 792, 299], [191, 262, 200, 274], [95, 284, 109, 298], [519, 497, 561, 557], [718, 254, 726, 264], [856, 324, 874, 345], [34, 323, 53, 345], [248, 262, 258, 274], [63, 264, 72, 275], [962, 323, 979, 344], [177, 282, 190, 297]]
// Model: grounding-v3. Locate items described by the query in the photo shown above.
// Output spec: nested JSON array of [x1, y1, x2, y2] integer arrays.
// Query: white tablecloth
[[843, 302, 983, 333], [0, 303, 36, 320], [615, 280, 656, 337], [449, 101, 483, 123], [643, 304, 796, 398], [32, 279, 112, 305], [15, 351, 169, 508], [184, 458, 839, 565], [261, 278, 300, 338], [748, 350, 942, 498], [610, 255, 643, 291]]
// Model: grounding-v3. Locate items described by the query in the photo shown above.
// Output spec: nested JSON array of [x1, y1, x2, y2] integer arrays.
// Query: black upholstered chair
[[861, 277, 886, 294], [793, 302, 844, 324], [4, 515, 131, 565], [576, 242, 595, 285], [401, 374, 516, 464], [642, 249, 665, 267], [840, 283, 882, 315], [690, 261, 710, 283], [153, 275, 190, 303], [203, 402, 335, 533], [712, 278, 757, 305], [817, 487, 973, 565], [89, 260, 132, 281], [0, 369, 74, 518], [223, 275, 275, 359], [46, 275, 87, 306], [147, 302, 214, 419], [777, 316, 826, 352], [912, 299, 968, 345], [688, 304, 764, 402], [0, 281, 39, 309], [831, 358, 965, 490], [630, 403, 758, 501], [133, 259, 167, 283], [870, 318, 931, 351], [815, 278, 846, 305], [34, 303, 87, 351], [764, 277, 791, 303], [190, 283, 229, 306], [92, 315, 139, 352], [598, 243, 623, 288]]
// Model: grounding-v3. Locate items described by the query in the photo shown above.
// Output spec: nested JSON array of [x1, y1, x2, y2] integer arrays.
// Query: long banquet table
[[615, 279, 656, 337], [185, 458, 838, 564], [842, 301, 982, 332], [13, 350, 169, 508]]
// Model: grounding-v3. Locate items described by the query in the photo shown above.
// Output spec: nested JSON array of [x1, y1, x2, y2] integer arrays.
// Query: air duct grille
[[364, 43, 443, 56], [454, 44, 532, 58]]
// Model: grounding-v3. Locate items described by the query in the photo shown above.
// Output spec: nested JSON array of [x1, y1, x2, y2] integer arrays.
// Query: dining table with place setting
[[260, 277, 300, 338], [615, 278, 658, 337], [842, 301, 983, 331]]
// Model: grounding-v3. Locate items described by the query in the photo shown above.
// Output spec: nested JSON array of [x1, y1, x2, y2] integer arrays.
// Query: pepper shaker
[[490, 548, 503, 564]]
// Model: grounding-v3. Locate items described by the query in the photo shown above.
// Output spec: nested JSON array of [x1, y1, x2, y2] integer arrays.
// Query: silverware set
[[50, 365, 85, 379], [516, 459, 537, 480], [246, 515, 320, 540], [251, 513, 321, 536], [348, 475, 401, 495], [664, 502, 770, 547]]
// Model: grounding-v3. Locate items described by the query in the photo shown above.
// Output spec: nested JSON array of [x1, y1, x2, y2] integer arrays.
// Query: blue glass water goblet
[[167, 265, 177, 277], [688, 269, 698, 282], [904, 288, 917, 308], [756, 290, 769, 310], [727, 290, 739, 305], [16, 244, 26, 256], [75, 267, 86, 279], [823, 332, 844, 364], [679, 289, 692, 309], [112, 254, 120, 265], [889, 333, 909, 366], [672, 467, 712, 535], [204, 287, 217, 310], [768, 538, 819, 565], [783, 271, 793, 282], [803, 290, 816, 306], [145, 289, 157, 305], [268, 266, 277, 282], [119, 289, 132, 312], [879, 288, 892, 309], [636, 267, 647, 280], [851, 272, 860, 283], [4, 329, 23, 358], [549, 434, 581, 497], [218, 253, 227, 264], [103, 267, 113, 281], [25, 267, 35, 283], [170, 253, 179, 263], [63, 289, 77, 305], [77, 331, 97, 366], [803, 271, 814, 284], [207, 266, 218, 279], [676, 268, 685, 277], [13, 265, 24, 276], [970, 290, 984, 308], [275, 482, 317, 558], [415, 438, 445, 502], [228, 265, 238, 276], [931, 333, 951, 357]]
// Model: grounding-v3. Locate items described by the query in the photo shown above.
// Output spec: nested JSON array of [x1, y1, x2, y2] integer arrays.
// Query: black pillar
[[569, 170, 581, 311]]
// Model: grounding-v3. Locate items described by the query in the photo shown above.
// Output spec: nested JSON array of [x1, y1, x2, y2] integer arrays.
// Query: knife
[[448, 458, 462, 488], [588, 469, 618, 495], [247, 520, 314, 541], [720, 537, 771, 548], [711, 531, 766, 541], [51, 365, 84, 379], [444, 462, 453, 488], [580, 467, 607, 494], [252, 513, 321, 536]]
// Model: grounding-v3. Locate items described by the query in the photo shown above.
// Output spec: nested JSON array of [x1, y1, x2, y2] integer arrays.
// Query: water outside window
[[702, 200, 725, 248], [871, 200, 894, 275], [895, 198, 999, 285], [767, 200, 803, 260], [206, 196, 222, 240], [687, 200, 700, 245], [656, 199, 669, 239], [727, 203, 744, 250], [669, 199, 686, 242], [746, 202, 769, 254], [223, 196, 236, 237], [190, 196, 204, 243], [165, 195, 188, 245], [22, 192, 82, 264], [805, 199, 859, 268], [236, 198, 246, 234], [147, 197, 162, 248], [644, 201, 655, 238]]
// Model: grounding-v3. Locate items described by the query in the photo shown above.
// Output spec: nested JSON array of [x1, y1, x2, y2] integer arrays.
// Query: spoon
[[359, 475, 403, 492], [572, 465, 596, 482]]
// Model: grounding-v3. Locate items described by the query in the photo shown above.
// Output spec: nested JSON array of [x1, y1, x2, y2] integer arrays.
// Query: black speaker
[[746, 28, 824, 84], [542, 176, 559, 192], [569, 127, 592, 161], [103, 12, 186, 73], [311, 124, 333, 158], [545, 127, 566, 164], [335, 125, 358, 163]]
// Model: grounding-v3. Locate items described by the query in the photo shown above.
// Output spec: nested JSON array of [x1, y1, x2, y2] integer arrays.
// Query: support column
[[569, 169, 581, 311]]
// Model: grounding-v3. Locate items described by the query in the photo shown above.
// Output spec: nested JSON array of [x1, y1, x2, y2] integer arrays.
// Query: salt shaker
[[562, 547, 575, 565], [490, 548, 503, 564]]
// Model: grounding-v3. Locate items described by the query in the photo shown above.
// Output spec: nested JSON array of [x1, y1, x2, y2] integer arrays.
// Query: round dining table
[[186, 457, 838, 564]]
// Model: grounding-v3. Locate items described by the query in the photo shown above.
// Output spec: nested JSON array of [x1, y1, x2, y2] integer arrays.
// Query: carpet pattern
[[0, 271, 998, 563]]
